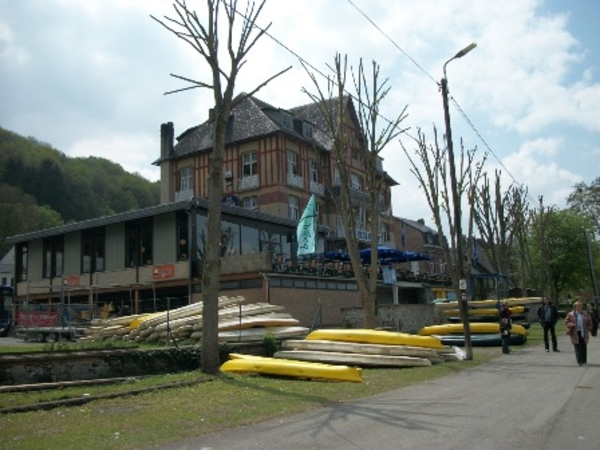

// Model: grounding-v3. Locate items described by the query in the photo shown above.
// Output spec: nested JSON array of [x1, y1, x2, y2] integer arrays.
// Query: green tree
[[528, 207, 591, 301], [567, 177, 600, 235]]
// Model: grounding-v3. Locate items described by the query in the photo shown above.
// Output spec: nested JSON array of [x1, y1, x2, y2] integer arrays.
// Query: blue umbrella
[[359, 246, 403, 263], [359, 246, 431, 264]]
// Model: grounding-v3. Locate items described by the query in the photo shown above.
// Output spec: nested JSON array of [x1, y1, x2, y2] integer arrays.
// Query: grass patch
[[0, 323, 551, 450], [0, 348, 500, 450]]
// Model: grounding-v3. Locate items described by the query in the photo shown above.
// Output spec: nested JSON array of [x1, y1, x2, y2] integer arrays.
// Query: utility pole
[[441, 42, 477, 359]]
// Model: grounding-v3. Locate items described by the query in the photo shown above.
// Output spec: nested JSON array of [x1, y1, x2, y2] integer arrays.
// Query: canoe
[[217, 326, 310, 342], [436, 333, 527, 347], [220, 354, 363, 382], [305, 329, 444, 349], [418, 322, 528, 336], [443, 306, 526, 316], [282, 339, 442, 361], [434, 297, 542, 309], [445, 315, 527, 323], [274, 350, 432, 367]]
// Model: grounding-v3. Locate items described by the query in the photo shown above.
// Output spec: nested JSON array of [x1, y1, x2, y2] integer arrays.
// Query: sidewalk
[[148, 333, 600, 450]]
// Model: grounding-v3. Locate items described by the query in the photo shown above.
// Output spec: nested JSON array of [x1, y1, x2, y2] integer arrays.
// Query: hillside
[[0, 127, 160, 257]]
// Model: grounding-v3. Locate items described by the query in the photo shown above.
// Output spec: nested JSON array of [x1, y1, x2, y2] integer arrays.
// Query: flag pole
[[297, 195, 321, 330]]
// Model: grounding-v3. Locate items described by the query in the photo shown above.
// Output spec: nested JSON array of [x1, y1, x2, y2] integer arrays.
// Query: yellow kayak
[[435, 297, 542, 309], [305, 329, 444, 349], [221, 354, 363, 383], [418, 322, 528, 336], [443, 306, 526, 316]]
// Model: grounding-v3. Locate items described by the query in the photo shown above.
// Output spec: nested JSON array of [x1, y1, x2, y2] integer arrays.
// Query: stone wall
[[0, 343, 265, 386], [342, 304, 445, 333]]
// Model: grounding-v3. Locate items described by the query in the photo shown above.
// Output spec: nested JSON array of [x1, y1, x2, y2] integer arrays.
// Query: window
[[309, 160, 318, 183], [380, 222, 389, 243], [288, 195, 300, 220], [281, 112, 292, 129], [221, 221, 240, 257], [242, 196, 258, 211], [355, 206, 366, 230], [176, 211, 188, 261], [333, 166, 341, 186], [259, 231, 282, 255], [350, 173, 363, 191], [240, 225, 260, 254], [302, 122, 313, 138], [125, 218, 153, 267], [43, 236, 64, 279], [179, 166, 193, 192], [439, 260, 446, 274], [17, 243, 28, 282], [82, 227, 105, 273], [287, 150, 299, 176], [242, 151, 258, 177]]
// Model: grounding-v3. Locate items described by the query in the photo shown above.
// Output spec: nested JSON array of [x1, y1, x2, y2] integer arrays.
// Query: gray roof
[[398, 217, 438, 235], [6, 197, 329, 244], [159, 94, 331, 163]]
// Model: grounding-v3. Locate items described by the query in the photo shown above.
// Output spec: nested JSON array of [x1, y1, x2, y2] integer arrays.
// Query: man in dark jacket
[[537, 295, 559, 352]]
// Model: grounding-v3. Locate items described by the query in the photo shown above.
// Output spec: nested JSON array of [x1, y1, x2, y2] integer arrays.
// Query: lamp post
[[440, 42, 477, 359]]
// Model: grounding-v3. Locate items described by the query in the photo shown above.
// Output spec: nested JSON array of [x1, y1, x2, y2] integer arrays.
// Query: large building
[[6, 95, 441, 332], [156, 94, 397, 246]]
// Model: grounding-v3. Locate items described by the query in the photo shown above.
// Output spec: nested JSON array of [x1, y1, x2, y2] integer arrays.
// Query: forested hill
[[0, 127, 160, 258]]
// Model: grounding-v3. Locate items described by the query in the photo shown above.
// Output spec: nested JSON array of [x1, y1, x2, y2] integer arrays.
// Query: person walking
[[537, 295, 559, 352], [564, 301, 592, 366], [499, 300, 512, 355]]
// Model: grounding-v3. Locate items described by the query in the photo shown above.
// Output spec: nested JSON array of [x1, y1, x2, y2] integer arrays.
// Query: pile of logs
[[79, 295, 309, 345]]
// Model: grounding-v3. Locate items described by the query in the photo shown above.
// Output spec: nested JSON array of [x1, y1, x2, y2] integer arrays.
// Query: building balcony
[[238, 174, 259, 191], [330, 185, 370, 204], [175, 189, 194, 201], [287, 173, 304, 189], [309, 180, 324, 196]]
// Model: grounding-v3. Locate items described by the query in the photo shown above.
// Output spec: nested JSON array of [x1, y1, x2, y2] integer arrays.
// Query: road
[[147, 332, 600, 450]]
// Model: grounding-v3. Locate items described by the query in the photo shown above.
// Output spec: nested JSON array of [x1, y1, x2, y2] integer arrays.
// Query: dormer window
[[281, 112, 292, 129], [302, 122, 313, 139]]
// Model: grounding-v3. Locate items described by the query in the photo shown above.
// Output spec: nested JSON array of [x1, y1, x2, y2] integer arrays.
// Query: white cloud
[[1, 0, 599, 226]]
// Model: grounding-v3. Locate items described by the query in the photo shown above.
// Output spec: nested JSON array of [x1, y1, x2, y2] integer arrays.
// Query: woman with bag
[[564, 301, 592, 365]]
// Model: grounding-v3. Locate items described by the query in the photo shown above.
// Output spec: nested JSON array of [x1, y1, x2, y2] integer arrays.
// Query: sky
[[1, 0, 599, 229]]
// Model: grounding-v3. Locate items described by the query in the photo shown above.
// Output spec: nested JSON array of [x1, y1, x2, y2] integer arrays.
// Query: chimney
[[208, 108, 215, 122], [160, 122, 174, 159]]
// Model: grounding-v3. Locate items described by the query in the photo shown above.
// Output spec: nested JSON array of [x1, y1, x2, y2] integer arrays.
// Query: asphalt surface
[[147, 333, 600, 450]]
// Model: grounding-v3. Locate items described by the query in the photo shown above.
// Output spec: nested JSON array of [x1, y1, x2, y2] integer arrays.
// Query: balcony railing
[[175, 189, 194, 201], [309, 180, 324, 196], [238, 174, 259, 191], [287, 173, 304, 189]]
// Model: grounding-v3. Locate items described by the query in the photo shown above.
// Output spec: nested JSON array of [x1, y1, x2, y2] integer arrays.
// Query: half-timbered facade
[[155, 94, 397, 250]]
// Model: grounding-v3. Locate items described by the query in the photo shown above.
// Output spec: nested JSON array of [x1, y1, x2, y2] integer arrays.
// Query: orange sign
[[64, 276, 80, 286], [153, 264, 175, 280]]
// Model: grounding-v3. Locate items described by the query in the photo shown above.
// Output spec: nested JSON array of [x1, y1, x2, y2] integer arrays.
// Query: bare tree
[[473, 171, 525, 279], [302, 54, 407, 328], [401, 129, 485, 360], [152, 0, 290, 374]]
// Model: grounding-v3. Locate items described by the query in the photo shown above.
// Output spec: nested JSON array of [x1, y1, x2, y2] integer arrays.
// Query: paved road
[[149, 333, 599, 450]]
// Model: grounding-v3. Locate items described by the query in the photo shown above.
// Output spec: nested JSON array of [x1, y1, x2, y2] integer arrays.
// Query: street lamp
[[440, 42, 477, 358]]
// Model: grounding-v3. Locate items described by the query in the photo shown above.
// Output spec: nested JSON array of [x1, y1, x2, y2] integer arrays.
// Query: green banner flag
[[296, 194, 317, 257]]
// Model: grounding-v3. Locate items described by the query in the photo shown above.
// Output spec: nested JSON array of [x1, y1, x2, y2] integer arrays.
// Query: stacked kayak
[[418, 322, 528, 347]]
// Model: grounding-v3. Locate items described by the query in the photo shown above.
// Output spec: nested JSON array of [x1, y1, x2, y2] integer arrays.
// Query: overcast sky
[[1, 0, 599, 229]]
